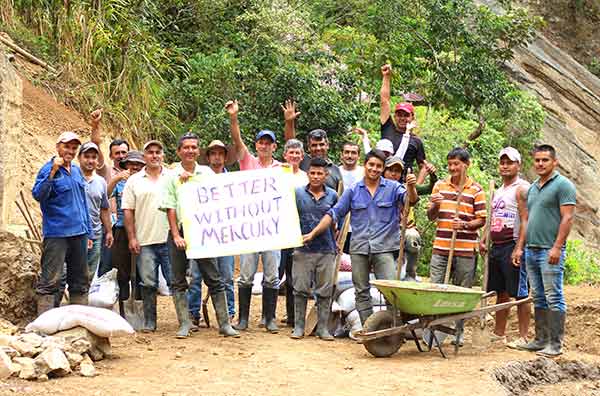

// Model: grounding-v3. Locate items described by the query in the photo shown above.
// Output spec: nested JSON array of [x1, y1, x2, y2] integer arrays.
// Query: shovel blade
[[471, 320, 493, 350], [124, 300, 145, 331]]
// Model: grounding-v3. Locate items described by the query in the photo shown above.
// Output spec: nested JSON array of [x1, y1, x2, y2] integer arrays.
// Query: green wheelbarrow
[[353, 280, 532, 358]]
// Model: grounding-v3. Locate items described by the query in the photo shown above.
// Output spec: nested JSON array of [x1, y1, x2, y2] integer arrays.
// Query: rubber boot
[[119, 300, 125, 318], [173, 291, 193, 338], [358, 308, 373, 326], [315, 297, 334, 341], [537, 310, 565, 357], [212, 292, 240, 338], [451, 319, 465, 347], [141, 287, 157, 332], [291, 296, 307, 339], [262, 287, 279, 333], [234, 286, 251, 330], [69, 293, 88, 305], [519, 308, 549, 351], [36, 294, 54, 316], [404, 250, 418, 281]]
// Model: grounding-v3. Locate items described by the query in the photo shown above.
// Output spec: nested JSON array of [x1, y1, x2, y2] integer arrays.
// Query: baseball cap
[[119, 150, 145, 169], [385, 156, 404, 170], [499, 147, 521, 163], [394, 102, 414, 114], [205, 140, 228, 154], [255, 130, 276, 143], [143, 140, 164, 151], [78, 141, 99, 155], [56, 131, 82, 145], [375, 139, 394, 154], [198, 140, 237, 166], [177, 132, 199, 149]]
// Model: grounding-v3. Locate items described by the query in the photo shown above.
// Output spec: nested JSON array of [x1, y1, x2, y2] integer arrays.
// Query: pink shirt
[[239, 150, 281, 171]]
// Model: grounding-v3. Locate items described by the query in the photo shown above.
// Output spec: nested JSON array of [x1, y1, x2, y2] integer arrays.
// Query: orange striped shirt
[[430, 176, 486, 257]]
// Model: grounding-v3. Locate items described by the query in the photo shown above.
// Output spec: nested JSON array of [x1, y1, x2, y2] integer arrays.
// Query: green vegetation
[[564, 240, 600, 285], [1, 0, 553, 271]]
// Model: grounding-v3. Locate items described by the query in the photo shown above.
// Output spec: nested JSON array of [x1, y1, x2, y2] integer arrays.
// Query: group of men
[[32, 63, 575, 357]]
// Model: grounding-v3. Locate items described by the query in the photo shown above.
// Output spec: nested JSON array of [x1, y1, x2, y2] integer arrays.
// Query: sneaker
[[490, 333, 507, 343], [507, 337, 529, 350]]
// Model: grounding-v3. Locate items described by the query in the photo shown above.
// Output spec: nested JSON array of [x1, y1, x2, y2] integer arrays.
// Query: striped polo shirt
[[430, 176, 487, 257]]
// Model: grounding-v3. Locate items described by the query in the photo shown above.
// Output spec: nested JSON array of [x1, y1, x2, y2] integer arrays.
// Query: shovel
[[124, 254, 145, 331], [471, 180, 495, 349]]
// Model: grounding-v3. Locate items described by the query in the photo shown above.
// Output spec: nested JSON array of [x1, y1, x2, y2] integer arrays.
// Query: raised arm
[[225, 100, 247, 162], [90, 108, 109, 181], [282, 99, 301, 141], [353, 127, 372, 153], [380, 64, 392, 125]]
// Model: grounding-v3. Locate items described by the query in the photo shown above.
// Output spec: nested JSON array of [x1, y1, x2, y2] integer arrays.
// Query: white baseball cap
[[375, 139, 394, 154], [499, 147, 521, 163]]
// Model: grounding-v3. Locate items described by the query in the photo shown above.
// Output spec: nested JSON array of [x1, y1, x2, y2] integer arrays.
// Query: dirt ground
[[0, 284, 598, 396]]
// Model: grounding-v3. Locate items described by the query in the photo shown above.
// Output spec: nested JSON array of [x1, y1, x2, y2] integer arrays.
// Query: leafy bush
[[564, 240, 600, 285]]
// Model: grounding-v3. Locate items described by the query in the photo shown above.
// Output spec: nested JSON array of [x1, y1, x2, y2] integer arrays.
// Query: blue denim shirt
[[328, 177, 406, 254], [32, 158, 93, 239], [296, 185, 338, 253]]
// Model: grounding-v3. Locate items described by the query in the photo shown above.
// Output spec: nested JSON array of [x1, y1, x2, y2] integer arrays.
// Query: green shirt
[[160, 162, 214, 227], [526, 171, 576, 249]]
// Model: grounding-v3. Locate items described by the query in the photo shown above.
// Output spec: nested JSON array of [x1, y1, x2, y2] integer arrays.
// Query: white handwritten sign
[[179, 167, 302, 258]]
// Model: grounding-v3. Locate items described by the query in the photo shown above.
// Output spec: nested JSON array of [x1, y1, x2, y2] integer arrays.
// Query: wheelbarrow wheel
[[363, 310, 403, 358]]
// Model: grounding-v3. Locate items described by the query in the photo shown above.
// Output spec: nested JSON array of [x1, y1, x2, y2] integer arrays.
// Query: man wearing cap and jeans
[[186, 139, 237, 324], [78, 142, 114, 278], [226, 99, 281, 333], [107, 150, 145, 316], [480, 147, 531, 348], [380, 64, 429, 182], [32, 131, 95, 314], [122, 140, 172, 332]]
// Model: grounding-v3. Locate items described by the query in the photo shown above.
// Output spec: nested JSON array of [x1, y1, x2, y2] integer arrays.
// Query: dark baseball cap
[[255, 130, 276, 143], [119, 150, 145, 168], [78, 141, 99, 155]]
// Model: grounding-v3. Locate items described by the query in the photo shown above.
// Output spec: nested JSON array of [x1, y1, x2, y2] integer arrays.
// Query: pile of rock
[[0, 327, 110, 381]]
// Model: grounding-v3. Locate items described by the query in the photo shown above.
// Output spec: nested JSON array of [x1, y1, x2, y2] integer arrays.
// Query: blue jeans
[[526, 247, 566, 313], [188, 256, 235, 318], [137, 243, 171, 291], [86, 237, 102, 280]]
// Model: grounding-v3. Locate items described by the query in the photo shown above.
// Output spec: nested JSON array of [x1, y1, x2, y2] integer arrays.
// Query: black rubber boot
[[234, 286, 252, 331], [263, 287, 279, 334], [537, 310, 565, 357], [213, 292, 240, 338], [36, 294, 54, 316], [173, 291, 193, 338], [291, 296, 307, 339], [315, 297, 334, 341], [141, 287, 157, 332], [519, 308, 549, 351], [358, 308, 374, 326], [69, 293, 88, 305]]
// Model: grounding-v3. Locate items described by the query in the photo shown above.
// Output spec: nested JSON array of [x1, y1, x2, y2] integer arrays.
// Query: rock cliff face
[[0, 50, 22, 229], [506, 35, 600, 245]]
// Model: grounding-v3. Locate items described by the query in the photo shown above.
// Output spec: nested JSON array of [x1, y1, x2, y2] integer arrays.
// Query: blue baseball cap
[[255, 130, 276, 143]]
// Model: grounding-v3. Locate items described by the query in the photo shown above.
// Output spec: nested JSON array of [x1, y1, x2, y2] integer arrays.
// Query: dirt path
[[1, 285, 599, 396]]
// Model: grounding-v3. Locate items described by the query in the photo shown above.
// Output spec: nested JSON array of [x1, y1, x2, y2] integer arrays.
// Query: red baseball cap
[[394, 102, 414, 114]]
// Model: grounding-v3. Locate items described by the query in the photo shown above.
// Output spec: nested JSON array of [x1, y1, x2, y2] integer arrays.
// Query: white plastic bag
[[158, 266, 171, 296], [252, 272, 264, 295], [26, 305, 134, 337], [88, 268, 119, 308], [348, 305, 387, 340]]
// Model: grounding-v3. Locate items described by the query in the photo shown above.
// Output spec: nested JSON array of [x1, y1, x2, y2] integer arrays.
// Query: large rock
[[14, 356, 36, 380], [54, 327, 111, 361], [34, 347, 71, 377], [477, 0, 600, 246], [0, 349, 14, 379]]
